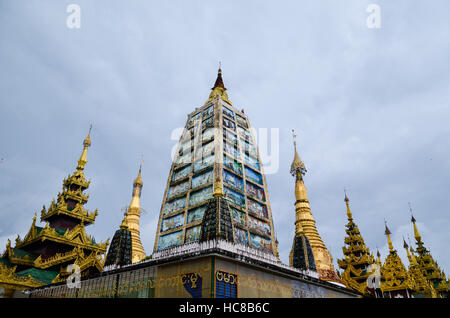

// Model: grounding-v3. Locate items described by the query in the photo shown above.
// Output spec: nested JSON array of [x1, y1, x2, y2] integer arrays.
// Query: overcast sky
[[1, 0, 449, 276]]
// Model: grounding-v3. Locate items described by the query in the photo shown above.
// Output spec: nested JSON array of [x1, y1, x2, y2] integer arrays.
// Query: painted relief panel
[[222, 105, 235, 119], [189, 186, 213, 207], [224, 186, 245, 208], [223, 140, 240, 159], [223, 129, 238, 145], [247, 199, 268, 219], [193, 153, 214, 172], [244, 166, 263, 185], [187, 205, 207, 224], [172, 164, 191, 182], [230, 207, 247, 228], [157, 230, 183, 251], [188, 112, 201, 127], [250, 233, 272, 253], [161, 213, 185, 232], [236, 113, 248, 128], [223, 117, 236, 131], [179, 139, 193, 155], [202, 105, 214, 119], [237, 126, 251, 141], [248, 216, 271, 237], [185, 226, 201, 243], [223, 154, 243, 175], [163, 196, 186, 216], [195, 140, 215, 159], [175, 151, 192, 166], [167, 180, 189, 199], [244, 153, 260, 171], [246, 182, 266, 202], [241, 139, 257, 157], [202, 117, 214, 130], [234, 227, 249, 245], [202, 128, 215, 143], [223, 169, 244, 191], [191, 169, 213, 189]]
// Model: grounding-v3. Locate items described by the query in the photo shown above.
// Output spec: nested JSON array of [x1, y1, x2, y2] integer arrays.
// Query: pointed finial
[[344, 189, 353, 220], [120, 212, 129, 229], [290, 129, 307, 177], [403, 236, 409, 249], [212, 66, 225, 89], [77, 125, 92, 170], [384, 220, 394, 252], [133, 164, 143, 186]]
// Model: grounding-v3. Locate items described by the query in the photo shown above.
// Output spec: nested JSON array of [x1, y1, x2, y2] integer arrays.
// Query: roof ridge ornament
[[290, 129, 307, 178]]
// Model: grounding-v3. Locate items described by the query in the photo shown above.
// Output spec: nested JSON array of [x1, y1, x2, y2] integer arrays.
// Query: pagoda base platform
[[23, 240, 359, 298]]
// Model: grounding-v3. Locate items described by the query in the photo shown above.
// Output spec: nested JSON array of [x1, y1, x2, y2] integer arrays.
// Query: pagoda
[[0, 128, 109, 295], [286, 131, 342, 284], [153, 68, 278, 257], [337, 193, 378, 296], [105, 166, 146, 267], [288, 131, 316, 272], [402, 238, 437, 298], [410, 215, 448, 297], [379, 222, 414, 298]]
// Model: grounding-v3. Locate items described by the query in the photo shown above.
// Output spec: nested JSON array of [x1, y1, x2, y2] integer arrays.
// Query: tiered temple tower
[[380, 222, 414, 298], [0, 129, 109, 294], [402, 238, 437, 298], [289, 132, 316, 272], [153, 68, 277, 256], [287, 132, 342, 284], [105, 166, 146, 267], [337, 194, 378, 296], [410, 215, 448, 297]]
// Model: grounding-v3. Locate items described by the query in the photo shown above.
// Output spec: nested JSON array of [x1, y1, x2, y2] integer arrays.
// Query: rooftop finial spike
[[290, 130, 307, 178], [212, 65, 225, 89], [77, 125, 92, 170]]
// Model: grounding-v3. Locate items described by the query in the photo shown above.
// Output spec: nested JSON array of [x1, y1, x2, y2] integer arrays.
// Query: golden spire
[[289, 129, 342, 284], [344, 189, 353, 220], [409, 202, 422, 244], [205, 66, 232, 105], [122, 164, 146, 263], [384, 220, 394, 252], [77, 125, 92, 171], [133, 164, 143, 186], [130, 165, 143, 209]]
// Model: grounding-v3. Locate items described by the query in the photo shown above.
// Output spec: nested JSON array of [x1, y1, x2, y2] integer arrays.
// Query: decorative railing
[[122, 239, 319, 279]]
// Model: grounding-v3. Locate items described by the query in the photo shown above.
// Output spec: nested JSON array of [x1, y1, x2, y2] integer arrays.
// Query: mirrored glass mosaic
[[167, 180, 188, 199], [223, 140, 240, 159], [163, 196, 186, 216], [157, 230, 183, 250], [223, 154, 242, 175], [161, 213, 185, 232], [223, 117, 236, 131], [193, 153, 214, 172], [224, 186, 245, 208], [244, 166, 263, 185], [230, 207, 247, 228], [234, 227, 249, 245], [189, 185, 213, 206], [191, 169, 213, 189], [222, 105, 235, 119], [250, 233, 273, 252], [246, 182, 266, 202], [187, 205, 207, 223], [244, 152, 260, 171], [248, 216, 271, 237], [185, 225, 201, 243], [172, 164, 191, 182], [247, 198, 268, 219], [223, 169, 244, 190]]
